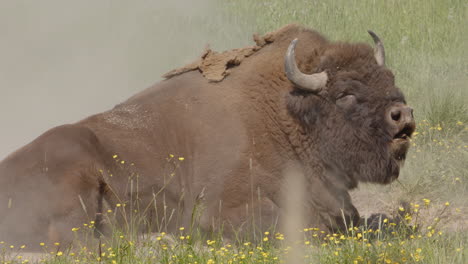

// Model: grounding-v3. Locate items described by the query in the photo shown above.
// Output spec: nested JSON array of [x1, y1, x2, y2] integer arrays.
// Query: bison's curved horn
[[367, 30, 385, 66], [284, 38, 327, 93]]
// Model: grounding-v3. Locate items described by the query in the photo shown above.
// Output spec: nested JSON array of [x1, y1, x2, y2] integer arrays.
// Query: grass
[[0, 201, 466, 263], [1, 0, 467, 263]]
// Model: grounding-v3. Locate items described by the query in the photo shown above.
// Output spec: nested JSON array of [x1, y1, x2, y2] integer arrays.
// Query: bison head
[[285, 31, 415, 185]]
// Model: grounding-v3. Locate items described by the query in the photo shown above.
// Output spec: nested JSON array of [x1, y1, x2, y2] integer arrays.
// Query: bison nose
[[388, 104, 415, 137], [390, 106, 413, 122]]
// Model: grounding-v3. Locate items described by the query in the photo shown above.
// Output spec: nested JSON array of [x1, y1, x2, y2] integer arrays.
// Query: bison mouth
[[385, 124, 415, 182], [390, 124, 415, 163]]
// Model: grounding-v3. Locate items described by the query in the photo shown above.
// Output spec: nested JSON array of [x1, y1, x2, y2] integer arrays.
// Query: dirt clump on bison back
[[162, 25, 281, 82]]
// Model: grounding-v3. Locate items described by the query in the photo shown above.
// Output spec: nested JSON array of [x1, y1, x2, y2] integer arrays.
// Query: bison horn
[[284, 38, 328, 93], [367, 30, 385, 66]]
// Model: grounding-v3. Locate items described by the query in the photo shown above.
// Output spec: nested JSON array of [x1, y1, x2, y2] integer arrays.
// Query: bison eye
[[336, 94, 357, 109]]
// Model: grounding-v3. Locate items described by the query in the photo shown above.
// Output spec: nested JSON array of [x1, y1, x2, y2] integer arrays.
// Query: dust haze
[[0, 0, 254, 160]]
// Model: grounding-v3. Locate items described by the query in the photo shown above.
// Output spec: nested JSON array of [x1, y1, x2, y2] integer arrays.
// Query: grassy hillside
[[1, 0, 466, 263]]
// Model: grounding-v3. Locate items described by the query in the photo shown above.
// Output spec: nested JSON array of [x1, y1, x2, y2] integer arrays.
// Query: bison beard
[[0, 24, 415, 247]]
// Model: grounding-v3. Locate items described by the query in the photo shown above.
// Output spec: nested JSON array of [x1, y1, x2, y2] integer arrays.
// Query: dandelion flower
[[276, 235, 284, 240], [423, 198, 431, 206]]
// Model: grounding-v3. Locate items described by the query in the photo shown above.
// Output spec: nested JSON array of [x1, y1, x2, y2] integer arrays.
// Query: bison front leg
[[299, 175, 360, 234], [273, 165, 360, 234], [198, 196, 280, 241]]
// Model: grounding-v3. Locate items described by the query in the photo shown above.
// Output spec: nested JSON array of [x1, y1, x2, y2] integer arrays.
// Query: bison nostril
[[391, 110, 401, 121]]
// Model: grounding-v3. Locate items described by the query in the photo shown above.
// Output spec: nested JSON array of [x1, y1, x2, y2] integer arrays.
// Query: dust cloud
[[0, 0, 254, 160]]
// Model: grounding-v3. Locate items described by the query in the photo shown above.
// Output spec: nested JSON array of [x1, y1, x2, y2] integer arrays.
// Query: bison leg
[[197, 196, 280, 241], [0, 125, 109, 249]]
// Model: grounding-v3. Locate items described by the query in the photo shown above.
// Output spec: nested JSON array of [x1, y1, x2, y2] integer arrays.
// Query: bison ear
[[286, 90, 323, 126]]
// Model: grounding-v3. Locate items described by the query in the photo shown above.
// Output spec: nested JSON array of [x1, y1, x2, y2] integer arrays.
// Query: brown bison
[[0, 24, 415, 247]]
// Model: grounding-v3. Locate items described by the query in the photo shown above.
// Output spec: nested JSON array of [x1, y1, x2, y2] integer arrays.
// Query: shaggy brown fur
[[0, 24, 415, 247]]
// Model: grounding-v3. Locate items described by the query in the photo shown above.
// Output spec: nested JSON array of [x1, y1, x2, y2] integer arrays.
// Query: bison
[[0, 24, 415, 247]]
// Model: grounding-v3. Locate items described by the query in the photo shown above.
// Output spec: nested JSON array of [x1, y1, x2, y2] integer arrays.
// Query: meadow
[[1, 0, 466, 263]]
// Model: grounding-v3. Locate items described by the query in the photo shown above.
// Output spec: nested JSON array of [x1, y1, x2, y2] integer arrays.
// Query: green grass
[[1, 210, 466, 263], [1, 0, 467, 263]]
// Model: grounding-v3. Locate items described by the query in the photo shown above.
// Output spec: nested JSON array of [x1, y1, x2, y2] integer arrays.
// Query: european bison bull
[[0, 24, 415, 246]]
